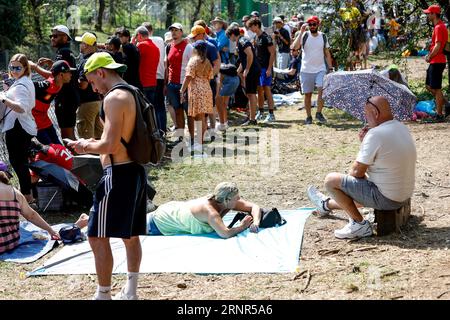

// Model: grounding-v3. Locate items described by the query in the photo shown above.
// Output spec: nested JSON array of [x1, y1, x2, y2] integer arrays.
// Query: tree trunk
[[209, 0, 215, 22], [192, 0, 203, 26], [29, 0, 43, 41], [166, 0, 177, 29], [95, 0, 105, 32], [227, 0, 235, 21], [109, 0, 116, 27]]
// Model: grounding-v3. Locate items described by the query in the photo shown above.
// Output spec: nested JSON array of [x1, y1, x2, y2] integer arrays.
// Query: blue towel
[[0, 222, 67, 264]]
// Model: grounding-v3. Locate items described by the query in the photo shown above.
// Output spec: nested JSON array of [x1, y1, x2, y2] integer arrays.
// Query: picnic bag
[[227, 207, 287, 229], [59, 224, 82, 244]]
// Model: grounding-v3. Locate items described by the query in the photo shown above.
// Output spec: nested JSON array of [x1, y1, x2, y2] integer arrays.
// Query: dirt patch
[[1, 57, 449, 300]]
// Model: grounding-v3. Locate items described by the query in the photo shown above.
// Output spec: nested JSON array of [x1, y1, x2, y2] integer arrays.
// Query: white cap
[[273, 17, 283, 23], [168, 23, 183, 31], [52, 25, 72, 40]]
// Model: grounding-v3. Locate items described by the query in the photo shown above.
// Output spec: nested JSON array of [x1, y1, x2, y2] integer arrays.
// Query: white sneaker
[[188, 142, 203, 153], [255, 111, 265, 121], [334, 219, 373, 239], [113, 287, 138, 300], [216, 122, 229, 132], [306, 185, 331, 217]]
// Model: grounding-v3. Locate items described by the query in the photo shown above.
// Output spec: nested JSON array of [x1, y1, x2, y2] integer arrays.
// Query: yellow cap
[[188, 25, 206, 38], [84, 52, 127, 75], [75, 32, 97, 46]]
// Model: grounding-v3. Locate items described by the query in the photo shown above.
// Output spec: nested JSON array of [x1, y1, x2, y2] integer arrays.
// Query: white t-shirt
[[300, 31, 330, 74], [2, 76, 37, 136], [150, 36, 165, 80], [356, 120, 416, 202]]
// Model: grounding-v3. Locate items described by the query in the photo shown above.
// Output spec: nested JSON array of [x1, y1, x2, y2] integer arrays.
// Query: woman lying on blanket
[[76, 182, 261, 239], [0, 161, 60, 254]]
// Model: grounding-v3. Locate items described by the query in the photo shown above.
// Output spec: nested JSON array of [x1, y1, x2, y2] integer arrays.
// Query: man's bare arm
[[206, 205, 252, 239], [233, 199, 261, 228], [348, 161, 369, 179]]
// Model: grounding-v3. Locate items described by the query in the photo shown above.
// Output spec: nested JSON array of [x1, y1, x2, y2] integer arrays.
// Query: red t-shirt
[[167, 40, 192, 84], [35, 144, 74, 171], [137, 39, 160, 87], [430, 20, 448, 64], [32, 77, 62, 130]]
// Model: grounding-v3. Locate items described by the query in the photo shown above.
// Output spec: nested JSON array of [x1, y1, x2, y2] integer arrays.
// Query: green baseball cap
[[84, 52, 127, 75]]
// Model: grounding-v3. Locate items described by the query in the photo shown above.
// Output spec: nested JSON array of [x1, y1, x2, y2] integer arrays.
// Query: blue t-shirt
[[216, 29, 230, 63], [206, 36, 219, 49], [195, 40, 219, 67]]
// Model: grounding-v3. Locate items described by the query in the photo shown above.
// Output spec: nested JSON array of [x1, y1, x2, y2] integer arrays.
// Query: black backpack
[[228, 208, 287, 229], [106, 83, 165, 165]]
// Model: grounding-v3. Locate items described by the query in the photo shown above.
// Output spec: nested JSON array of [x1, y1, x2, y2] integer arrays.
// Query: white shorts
[[300, 71, 326, 94]]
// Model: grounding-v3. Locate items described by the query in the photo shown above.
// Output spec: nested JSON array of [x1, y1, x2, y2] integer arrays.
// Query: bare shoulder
[[103, 88, 135, 112]]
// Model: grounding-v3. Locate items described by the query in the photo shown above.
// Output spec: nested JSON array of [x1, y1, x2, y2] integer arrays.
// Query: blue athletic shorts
[[259, 68, 273, 87]]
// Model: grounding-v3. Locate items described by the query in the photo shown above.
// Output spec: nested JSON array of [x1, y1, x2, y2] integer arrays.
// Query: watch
[[1, 98, 5, 104]]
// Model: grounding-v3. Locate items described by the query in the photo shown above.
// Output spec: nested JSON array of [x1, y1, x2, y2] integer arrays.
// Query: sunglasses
[[366, 97, 380, 114], [308, 23, 318, 27], [9, 65, 23, 72]]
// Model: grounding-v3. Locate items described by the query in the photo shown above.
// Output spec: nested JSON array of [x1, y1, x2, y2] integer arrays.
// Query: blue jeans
[[36, 126, 62, 145], [167, 82, 188, 111], [147, 212, 163, 235], [142, 86, 156, 106], [155, 79, 167, 133]]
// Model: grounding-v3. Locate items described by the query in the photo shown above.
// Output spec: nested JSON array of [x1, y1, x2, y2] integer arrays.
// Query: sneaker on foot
[[241, 119, 257, 126], [263, 114, 276, 123], [255, 111, 265, 121], [306, 185, 331, 217], [334, 219, 373, 239], [304, 116, 313, 125], [216, 123, 229, 132], [315, 112, 327, 124], [113, 287, 138, 300]]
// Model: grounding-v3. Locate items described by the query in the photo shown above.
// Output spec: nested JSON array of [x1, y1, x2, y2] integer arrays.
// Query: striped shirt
[[0, 188, 21, 253]]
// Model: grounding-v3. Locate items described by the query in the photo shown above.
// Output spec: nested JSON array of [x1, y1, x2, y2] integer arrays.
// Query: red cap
[[306, 16, 320, 24], [423, 4, 441, 14], [239, 28, 245, 35], [204, 26, 211, 35]]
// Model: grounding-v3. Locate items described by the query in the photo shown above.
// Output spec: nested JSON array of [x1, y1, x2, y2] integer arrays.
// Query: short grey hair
[[207, 182, 239, 207], [135, 26, 149, 37]]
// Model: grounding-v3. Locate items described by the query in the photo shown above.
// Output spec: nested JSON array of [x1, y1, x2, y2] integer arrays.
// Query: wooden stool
[[374, 199, 411, 236]]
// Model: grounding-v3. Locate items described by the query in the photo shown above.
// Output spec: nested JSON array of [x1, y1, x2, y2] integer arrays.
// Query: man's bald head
[[365, 96, 393, 127]]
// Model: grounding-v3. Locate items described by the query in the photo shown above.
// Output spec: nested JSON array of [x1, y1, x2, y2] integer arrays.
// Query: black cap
[[50, 60, 76, 76]]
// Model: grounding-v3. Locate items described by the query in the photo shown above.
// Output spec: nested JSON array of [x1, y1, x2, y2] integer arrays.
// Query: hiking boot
[[241, 119, 258, 126], [334, 219, 373, 239], [306, 185, 331, 217], [255, 111, 265, 121], [304, 116, 313, 125], [113, 287, 138, 300], [315, 112, 327, 124], [263, 113, 276, 123]]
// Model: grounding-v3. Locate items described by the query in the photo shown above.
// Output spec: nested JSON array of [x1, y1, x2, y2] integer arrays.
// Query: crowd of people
[[1, 2, 450, 300]]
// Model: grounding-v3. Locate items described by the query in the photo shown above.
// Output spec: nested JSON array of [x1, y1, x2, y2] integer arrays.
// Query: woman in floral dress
[[181, 41, 213, 146]]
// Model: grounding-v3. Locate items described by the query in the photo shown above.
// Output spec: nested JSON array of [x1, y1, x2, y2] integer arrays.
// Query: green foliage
[[0, 0, 25, 50]]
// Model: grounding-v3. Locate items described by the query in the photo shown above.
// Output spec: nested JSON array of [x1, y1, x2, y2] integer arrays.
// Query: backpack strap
[[301, 32, 309, 48], [103, 82, 139, 165]]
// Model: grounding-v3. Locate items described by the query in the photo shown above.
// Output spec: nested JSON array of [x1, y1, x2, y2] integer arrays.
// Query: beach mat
[[29, 209, 311, 275]]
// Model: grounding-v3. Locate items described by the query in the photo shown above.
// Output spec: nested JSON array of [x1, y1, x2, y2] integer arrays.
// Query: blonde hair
[[9, 54, 31, 78], [207, 182, 239, 208], [0, 172, 10, 185]]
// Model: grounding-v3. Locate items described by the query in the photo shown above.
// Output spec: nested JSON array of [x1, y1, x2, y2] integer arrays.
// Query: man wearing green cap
[[68, 52, 147, 300]]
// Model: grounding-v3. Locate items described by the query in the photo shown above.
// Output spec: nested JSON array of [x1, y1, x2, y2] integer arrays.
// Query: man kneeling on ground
[[77, 182, 261, 239], [307, 96, 416, 239]]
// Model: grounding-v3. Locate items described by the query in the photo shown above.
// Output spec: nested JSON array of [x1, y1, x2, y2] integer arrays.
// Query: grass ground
[[0, 56, 449, 300]]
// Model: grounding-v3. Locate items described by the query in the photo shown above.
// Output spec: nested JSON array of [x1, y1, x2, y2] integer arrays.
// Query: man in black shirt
[[34, 25, 80, 140], [106, 36, 124, 64], [75, 32, 103, 139], [273, 17, 291, 69], [117, 28, 142, 89], [226, 26, 260, 126], [248, 18, 276, 123]]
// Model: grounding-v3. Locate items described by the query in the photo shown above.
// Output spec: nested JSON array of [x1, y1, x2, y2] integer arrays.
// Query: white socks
[[124, 272, 139, 297], [94, 285, 112, 300]]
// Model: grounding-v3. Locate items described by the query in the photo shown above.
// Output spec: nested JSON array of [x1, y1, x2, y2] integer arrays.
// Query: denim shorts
[[147, 212, 163, 235], [259, 68, 273, 87], [167, 82, 188, 111], [341, 175, 407, 210], [300, 70, 326, 94], [220, 75, 240, 97]]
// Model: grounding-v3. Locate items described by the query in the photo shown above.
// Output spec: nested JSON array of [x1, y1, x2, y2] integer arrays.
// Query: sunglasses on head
[[9, 65, 23, 72], [366, 97, 380, 114]]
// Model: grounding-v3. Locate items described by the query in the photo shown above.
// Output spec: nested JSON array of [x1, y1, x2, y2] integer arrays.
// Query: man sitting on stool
[[307, 96, 416, 239]]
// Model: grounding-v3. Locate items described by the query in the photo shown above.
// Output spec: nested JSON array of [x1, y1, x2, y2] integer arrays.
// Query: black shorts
[[426, 63, 446, 90], [88, 162, 147, 239], [210, 77, 217, 107], [245, 70, 259, 94]]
